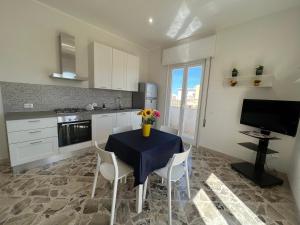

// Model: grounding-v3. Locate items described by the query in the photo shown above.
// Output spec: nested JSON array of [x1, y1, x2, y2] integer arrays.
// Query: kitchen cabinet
[[91, 42, 139, 91], [6, 117, 57, 132], [112, 49, 127, 90], [7, 127, 57, 144], [116, 112, 131, 128], [6, 117, 58, 167], [9, 138, 58, 167], [92, 113, 116, 144], [91, 42, 113, 89], [126, 54, 139, 92], [131, 111, 142, 129]]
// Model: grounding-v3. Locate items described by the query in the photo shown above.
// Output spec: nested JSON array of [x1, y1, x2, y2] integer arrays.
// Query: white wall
[[0, 0, 149, 87], [149, 7, 300, 173], [198, 6, 300, 173], [289, 129, 300, 214], [0, 0, 150, 160], [148, 48, 168, 128]]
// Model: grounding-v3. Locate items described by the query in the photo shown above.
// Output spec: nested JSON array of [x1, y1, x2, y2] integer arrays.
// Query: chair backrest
[[166, 144, 192, 179], [160, 125, 178, 135], [112, 125, 133, 134], [170, 144, 192, 166], [94, 141, 118, 171]]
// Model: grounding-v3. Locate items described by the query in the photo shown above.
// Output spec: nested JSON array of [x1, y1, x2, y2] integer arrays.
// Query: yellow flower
[[142, 111, 148, 118], [145, 109, 152, 116]]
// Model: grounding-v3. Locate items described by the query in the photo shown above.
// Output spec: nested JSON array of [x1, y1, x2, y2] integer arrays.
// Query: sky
[[171, 66, 202, 95]]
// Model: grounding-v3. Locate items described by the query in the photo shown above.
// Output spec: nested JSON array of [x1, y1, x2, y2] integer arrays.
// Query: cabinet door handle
[[29, 130, 42, 134], [30, 141, 43, 145], [28, 120, 40, 123]]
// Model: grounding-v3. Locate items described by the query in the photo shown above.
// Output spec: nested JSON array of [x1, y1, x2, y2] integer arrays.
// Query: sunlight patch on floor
[[206, 173, 265, 225], [193, 188, 229, 225]]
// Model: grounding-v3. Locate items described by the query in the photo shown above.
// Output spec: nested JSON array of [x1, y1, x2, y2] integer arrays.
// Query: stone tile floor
[[0, 147, 299, 225]]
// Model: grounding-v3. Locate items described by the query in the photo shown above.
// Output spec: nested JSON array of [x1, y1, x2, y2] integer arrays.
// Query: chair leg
[[167, 180, 172, 225], [110, 178, 118, 225], [143, 177, 148, 201], [185, 162, 191, 199], [124, 176, 127, 184], [91, 157, 100, 198], [161, 178, 164, 184]]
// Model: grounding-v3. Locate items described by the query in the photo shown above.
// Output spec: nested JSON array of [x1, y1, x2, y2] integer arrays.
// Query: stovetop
[[55, 108, 91, 123], [54, 108, 87, 114]]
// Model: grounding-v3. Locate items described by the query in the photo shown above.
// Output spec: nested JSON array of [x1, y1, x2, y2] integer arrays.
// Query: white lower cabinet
[[9, 137, 58, 167], [7, 127, 57, 144], [6, 117, 58, 167], [116, 112, 131, 127], [131, 111, 142, 129], [92, 113, 116, 144], [92, 111, 141, 145]]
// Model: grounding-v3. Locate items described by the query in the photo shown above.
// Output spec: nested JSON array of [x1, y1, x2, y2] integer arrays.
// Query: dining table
[[105, 128, 184, 213]]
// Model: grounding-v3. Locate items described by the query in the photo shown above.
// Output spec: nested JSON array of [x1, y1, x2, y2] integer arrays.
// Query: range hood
[[50, 33, 88, 81]]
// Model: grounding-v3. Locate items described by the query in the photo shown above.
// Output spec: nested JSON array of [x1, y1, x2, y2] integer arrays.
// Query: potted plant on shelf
[[138, 109, 160, 137], [230, 68, 238, 86], [254, 65, 264, 86]]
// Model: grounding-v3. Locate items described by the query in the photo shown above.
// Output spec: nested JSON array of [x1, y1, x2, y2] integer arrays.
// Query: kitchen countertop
[[5, 108, 142, 121]]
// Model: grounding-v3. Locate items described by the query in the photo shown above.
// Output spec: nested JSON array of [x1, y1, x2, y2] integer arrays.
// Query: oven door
[[58, 120, 91, 147]]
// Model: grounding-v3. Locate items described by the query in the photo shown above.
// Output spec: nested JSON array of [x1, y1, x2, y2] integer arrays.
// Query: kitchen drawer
[[9, 137, 58, 167], [7, 127, 58, 144], [6, 117, 57, 132]]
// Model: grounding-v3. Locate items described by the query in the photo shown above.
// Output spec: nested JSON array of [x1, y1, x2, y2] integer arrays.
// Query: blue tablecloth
[[105, 129, 184, 186]]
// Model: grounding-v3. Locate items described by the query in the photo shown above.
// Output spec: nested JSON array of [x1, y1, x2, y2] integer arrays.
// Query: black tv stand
[[231, 131, 283, 188]]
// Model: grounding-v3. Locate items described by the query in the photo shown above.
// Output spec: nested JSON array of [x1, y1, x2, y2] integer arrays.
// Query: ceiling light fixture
[[148, 17, 153, 24]]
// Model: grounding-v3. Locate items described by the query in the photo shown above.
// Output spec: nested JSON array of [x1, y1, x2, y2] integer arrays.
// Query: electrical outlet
[[24, 103, 34, 109]]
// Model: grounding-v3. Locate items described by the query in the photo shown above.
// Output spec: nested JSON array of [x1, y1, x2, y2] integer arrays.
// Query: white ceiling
[[36, 0, 300, 49]]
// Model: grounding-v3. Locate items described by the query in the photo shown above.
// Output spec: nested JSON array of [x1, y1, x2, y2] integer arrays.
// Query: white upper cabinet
[[92, 42, 113, 89], [126, 54, 139, 92], [91, 42, 139, 91], [112, 49, 127, 90]]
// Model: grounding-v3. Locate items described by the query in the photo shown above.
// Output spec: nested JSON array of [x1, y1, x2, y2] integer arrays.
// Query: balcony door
[[167, 63, 204, 145]]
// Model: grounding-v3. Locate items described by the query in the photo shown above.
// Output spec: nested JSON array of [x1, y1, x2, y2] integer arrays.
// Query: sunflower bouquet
[[138, 108, 160, 125]]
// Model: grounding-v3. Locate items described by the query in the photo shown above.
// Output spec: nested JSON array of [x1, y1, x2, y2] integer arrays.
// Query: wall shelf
[[224, 74, 274, 88]]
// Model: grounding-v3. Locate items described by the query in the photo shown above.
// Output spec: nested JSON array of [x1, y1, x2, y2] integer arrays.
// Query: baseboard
[[12, 146, 94, 174], [59, 141, 92, 153]]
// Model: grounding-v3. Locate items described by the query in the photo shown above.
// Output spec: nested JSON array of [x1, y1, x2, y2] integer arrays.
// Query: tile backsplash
[[0, 82, 132, 112]]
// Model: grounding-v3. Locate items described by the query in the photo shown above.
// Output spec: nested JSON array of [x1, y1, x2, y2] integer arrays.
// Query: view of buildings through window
[[169, 66, 202, 142], [171, 66, 202, 108]]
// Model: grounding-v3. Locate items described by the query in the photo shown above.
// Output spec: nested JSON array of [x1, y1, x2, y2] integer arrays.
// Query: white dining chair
[[160, 125, 178, 135], [159, 125, 179, 184], [112, 125, 133, 134], [91, 141, 133, 225], [143, 144, 192, 225]]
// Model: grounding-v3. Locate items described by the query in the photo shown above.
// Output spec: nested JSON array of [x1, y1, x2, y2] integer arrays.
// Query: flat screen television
[[240, 99, 300, 137]]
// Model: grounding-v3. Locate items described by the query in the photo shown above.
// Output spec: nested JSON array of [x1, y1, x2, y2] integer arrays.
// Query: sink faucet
[[115, 97, 122, 109]]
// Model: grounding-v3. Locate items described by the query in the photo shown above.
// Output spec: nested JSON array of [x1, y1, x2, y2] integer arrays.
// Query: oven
[[57, 111, 92, 147]]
